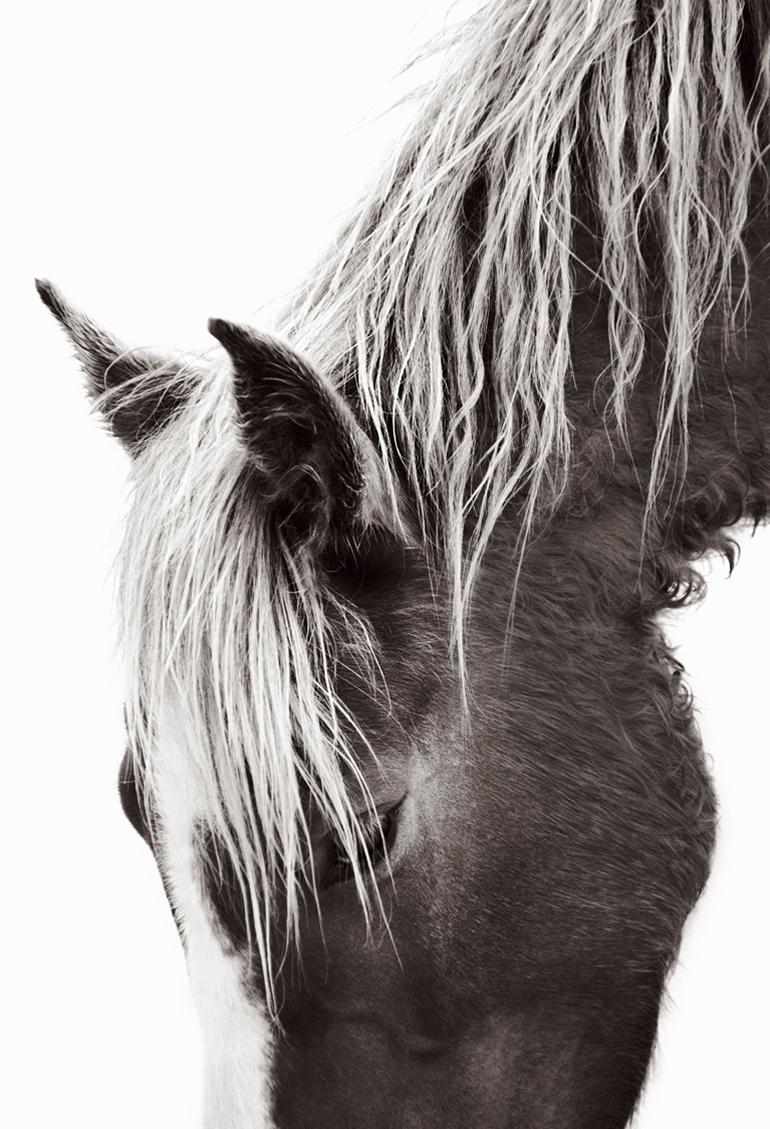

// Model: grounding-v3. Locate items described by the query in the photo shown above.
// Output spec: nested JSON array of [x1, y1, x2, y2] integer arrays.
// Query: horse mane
[[283, 0, 770, 645], [117, 0, 770, 1013]]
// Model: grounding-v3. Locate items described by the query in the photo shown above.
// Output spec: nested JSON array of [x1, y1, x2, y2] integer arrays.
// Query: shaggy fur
[[283, 0, 770, 648]]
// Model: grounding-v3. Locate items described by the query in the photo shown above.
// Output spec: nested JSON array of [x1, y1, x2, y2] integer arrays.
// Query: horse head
[[37, 0, 770, 1124]]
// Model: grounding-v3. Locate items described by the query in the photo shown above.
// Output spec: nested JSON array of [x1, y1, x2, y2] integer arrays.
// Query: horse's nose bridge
[[267, 999, 658, 1129], [151, 715, 276, 1129], [188, 924, 275, 1129]]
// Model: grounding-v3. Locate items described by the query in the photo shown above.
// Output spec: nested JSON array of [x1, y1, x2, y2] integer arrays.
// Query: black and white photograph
[[6, 2, 770, 1126]]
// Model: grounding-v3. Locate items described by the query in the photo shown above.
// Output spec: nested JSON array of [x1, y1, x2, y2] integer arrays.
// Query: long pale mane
[[118, 0, 770, 1013], [119, 368, 388, 1014], [284, 0, 770, 642]]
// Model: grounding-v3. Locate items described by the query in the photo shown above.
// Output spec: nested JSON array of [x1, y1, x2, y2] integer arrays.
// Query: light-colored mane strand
[[284, 0, 770, 643], [117, 369, 385, 1015]]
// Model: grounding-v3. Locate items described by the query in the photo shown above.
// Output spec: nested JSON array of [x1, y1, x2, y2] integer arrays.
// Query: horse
[[37, 1, 770, 1126]]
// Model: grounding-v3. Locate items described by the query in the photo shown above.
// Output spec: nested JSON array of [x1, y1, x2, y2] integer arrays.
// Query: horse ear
[[36, 279, 189, 452], [208, 317, 390, 551]]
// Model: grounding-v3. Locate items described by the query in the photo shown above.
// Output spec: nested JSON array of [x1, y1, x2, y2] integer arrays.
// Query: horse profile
[[39, 2, 770, 1126]]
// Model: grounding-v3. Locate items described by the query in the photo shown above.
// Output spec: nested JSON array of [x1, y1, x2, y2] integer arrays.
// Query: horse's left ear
[[36, 279, 189, 452], [208, 317, 391, 552]]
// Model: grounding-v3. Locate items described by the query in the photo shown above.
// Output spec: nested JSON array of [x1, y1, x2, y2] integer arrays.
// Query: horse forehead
[[154, 716, 276, 1129]]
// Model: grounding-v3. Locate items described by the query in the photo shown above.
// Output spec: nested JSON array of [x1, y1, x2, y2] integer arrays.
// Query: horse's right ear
[[36, 279, 189, 452]]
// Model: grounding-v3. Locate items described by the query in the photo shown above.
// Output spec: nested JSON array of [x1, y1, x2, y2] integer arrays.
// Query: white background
[[3, 2, 769, 1125]]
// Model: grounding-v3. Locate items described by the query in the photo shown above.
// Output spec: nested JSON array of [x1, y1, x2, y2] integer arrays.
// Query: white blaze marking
[[155, 717, 275, 1128]]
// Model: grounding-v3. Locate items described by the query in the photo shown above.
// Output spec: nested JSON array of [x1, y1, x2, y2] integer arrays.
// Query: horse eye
[[322, 800, 402, 889]]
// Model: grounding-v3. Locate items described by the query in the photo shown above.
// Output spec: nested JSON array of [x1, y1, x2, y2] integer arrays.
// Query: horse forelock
[[117, 364, 389, 1017]]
